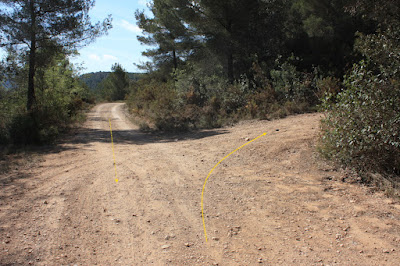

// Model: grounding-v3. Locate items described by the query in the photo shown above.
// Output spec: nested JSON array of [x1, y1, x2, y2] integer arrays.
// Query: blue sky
[[0, 0, 152, 74], [71, 0, 152, 73]]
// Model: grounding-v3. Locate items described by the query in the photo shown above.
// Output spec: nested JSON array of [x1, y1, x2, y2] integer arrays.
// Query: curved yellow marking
[[109, 118, 119, 183], [201, 132, 266, 242]]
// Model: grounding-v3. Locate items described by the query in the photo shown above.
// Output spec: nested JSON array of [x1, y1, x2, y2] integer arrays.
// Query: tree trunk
[[27, 42, 36, 111], [227, 50, 234, 83], [172, 47, 178, 71], [27, 0, 36, 111], [226, 20, 234, 84]]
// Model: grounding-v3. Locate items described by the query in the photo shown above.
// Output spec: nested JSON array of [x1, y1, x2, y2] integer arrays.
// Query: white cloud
[[103, 54, 118, 61], [138, 0, 150, 7], [87, 53, 118, 63], [120, 19, 141, 33], [88, 54, 101, 61]]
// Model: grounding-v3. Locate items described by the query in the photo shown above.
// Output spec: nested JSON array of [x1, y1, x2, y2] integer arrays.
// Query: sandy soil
[[1, 102, 399, 265]]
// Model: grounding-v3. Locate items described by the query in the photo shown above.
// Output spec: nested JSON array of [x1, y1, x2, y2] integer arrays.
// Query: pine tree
[[181, 0, 262, 82], [101, 64, 129, 101], [135, 0, 196, 75], [0, 0, 112, 111], [283, 0, 368, 75]]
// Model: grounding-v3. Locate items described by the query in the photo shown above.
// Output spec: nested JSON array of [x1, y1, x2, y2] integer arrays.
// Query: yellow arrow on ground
[[201, 132, 267, 242]]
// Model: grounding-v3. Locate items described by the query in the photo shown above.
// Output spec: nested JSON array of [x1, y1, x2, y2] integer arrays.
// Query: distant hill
[[79, 72, 144, 92]]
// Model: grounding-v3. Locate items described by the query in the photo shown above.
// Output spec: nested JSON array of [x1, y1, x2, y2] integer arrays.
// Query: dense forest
[[128, 0, 399, 188], [79, 71, 144, 99]]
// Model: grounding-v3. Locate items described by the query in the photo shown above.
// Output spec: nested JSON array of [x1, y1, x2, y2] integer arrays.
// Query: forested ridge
[[80, 71, 143, 93]]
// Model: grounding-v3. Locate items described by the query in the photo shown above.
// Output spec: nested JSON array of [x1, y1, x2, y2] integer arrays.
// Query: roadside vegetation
[[0, 54, 95, 145], [319, 1, 400, 196], [1, 0, 398, 194], [127, 0, 367, 131], [0, 0, 111, 145], [127, 0, 399, 193]]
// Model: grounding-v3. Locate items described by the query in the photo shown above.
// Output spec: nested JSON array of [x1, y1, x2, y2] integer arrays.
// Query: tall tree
[[139, 0, 284, 83], [182, 0, 280, 82], [101, 63, 129, 101], [346, 0, 399, 27], [283, 0, 369, 76], [136, 0, 195, 75], [0, 0, 112, 111]]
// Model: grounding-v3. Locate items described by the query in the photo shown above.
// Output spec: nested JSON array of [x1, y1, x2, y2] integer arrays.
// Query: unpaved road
[[1, 103, 400, 265]]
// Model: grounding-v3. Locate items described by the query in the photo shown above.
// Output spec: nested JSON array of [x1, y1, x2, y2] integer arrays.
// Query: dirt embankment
[[1, 103, 399, 265]]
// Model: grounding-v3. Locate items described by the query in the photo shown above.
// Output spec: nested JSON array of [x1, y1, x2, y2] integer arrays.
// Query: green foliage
[[321, 64, 400, 176], [135, 0, 196, 73], [0, 0, 112, 111], [131, 0, 370, 129], [100, 64, 130, 101], [127, 80, 190, 131], [173, 61, 227, 106], [320, 24, 400, 177], [0, 54, 92, 145], [284, 0, 369, 76], [316, 76, 341, 100], [269, 56, 320, 108], [80, 72, 143, 94], [80, 72, 111, 93], [136, 0, 291, 82], [127, 61, 318, 132], [128, 74, 228, 131], [317, 0, 400, 193], [0, 88, 11, 143]]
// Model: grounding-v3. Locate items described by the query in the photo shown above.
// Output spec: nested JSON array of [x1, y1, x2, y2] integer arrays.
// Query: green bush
[[316, 76, 341, 100], [1, 55, 91, 145], [198, 96, 223, 128], [8, 107, 73, 145], [270, 57, 320, 105], [320, 25, 400, 180], [0, 97, 10, 144], [320, 62, 400, 176], [127, 56, 324, 132], [245, 84, 277, 119], [9, 112, 40, 144], [127, 80, 191, 131]]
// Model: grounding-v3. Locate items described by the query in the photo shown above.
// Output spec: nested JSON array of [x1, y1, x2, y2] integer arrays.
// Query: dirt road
[[1, 103, 400, 265]]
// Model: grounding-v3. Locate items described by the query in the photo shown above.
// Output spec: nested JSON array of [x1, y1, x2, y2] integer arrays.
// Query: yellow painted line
[[109, 118, 119, 183], [201, 132, 266, 242]]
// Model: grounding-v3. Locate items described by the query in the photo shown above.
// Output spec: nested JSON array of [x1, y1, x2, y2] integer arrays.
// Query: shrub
[[198, 96, 222, 128], [127, 80, 192, 131], [270, 57, 320, 105], [127, 57, 323, 132], [1, 55, 91, 145], [320, 24, 400, 181], [9, 112, 40, 144], [316, 76, 341, 100], [320, 62, 400, 176], [245, 84, 277, 119]]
